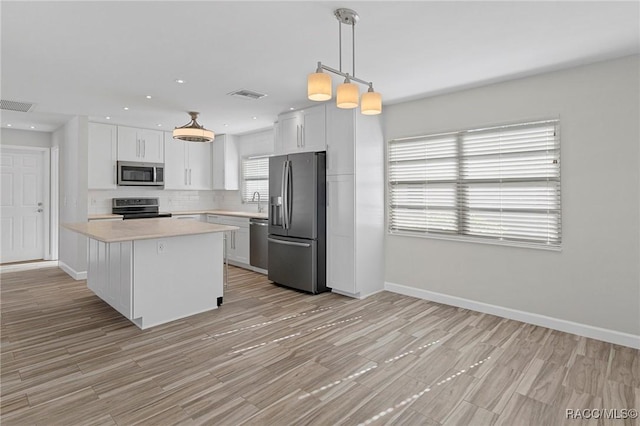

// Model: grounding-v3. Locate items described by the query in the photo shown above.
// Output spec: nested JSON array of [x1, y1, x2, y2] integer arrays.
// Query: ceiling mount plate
[[334, 8, 359, 26]]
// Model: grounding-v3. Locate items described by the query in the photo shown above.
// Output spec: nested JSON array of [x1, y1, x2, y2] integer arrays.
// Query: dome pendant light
[[173, 112, 214, 142], [307, 8, 382, 115]]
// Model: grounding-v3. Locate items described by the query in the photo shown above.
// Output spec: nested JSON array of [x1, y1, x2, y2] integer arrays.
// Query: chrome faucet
[[252, 191, 263, 213]]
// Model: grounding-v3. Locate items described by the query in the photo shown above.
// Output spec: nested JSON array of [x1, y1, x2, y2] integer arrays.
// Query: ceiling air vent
[[1, 99, 35, 112], [227, 89, 267, 100]]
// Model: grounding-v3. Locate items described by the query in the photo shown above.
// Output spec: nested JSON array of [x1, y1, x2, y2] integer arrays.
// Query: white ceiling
[[2, 1, 638, 134]]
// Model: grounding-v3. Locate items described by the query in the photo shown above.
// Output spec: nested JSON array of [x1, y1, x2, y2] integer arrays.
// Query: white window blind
[[242, 156, 269, 203], [388, 120, 561, 249]]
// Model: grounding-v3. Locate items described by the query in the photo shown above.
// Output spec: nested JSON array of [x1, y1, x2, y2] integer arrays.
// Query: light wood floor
[[1, 266, 638, 425]]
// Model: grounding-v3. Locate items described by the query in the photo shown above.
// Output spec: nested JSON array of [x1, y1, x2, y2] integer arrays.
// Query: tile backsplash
[[88, 189, 261, 214]]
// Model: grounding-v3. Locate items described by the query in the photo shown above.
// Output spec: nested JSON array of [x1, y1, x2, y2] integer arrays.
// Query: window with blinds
[[241, 156, 269, 203], [387, 120, 561, 249]]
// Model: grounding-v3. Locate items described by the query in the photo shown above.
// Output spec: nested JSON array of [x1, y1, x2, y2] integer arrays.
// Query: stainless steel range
[[112, 197, 172, 220]]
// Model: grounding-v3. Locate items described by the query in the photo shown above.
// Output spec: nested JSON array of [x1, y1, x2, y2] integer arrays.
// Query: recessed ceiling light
[[289, 107, 295, 110], [146, 95, 152, 99], [157, 124, 162, 127], [175, 79, 185, 84], [105, 116, 111, 120], [252, 116, 257, 120], [123, 107, 129, 111], [30, 126, 35, 129], [224, 124, 229, 127], [7, 124, 12, 127]]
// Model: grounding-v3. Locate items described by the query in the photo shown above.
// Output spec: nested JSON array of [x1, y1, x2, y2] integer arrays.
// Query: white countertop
[[172, 210, 269, 219], [65, 218, 239, 243], [88, 213, 124, 220], [87, 209, 268, 221]]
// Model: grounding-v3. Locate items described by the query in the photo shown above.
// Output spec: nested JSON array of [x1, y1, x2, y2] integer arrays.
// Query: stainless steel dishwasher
[[249, 218, 268, 270]]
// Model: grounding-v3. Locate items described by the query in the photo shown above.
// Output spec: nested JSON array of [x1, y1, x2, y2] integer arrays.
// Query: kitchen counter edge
[[64, 219, 239, 243]]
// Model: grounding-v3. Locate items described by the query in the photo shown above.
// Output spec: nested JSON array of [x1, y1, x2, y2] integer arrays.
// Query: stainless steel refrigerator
[[268, 151, 327, 294]]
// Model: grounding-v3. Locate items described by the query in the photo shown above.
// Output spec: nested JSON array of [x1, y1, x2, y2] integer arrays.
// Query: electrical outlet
[[157, 241, 166, 254]]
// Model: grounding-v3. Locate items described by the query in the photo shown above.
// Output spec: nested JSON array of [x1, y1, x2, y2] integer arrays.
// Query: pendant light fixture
[[173, 112, 214, 142], [307, 8, 381, 115]]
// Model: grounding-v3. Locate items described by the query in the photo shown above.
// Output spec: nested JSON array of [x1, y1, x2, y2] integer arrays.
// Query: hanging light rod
[[314, 62, 372, 87], [307, 8, 381, 115]]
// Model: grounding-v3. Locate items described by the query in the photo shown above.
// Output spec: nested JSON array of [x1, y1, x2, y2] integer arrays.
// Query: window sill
[[387, 230, 562, 252]]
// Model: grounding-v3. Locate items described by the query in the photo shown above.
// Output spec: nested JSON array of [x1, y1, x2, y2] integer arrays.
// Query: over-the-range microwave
[[117, 161, 164, 186]]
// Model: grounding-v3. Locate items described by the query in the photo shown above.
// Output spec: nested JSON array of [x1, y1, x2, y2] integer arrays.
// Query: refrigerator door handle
[[281, 160, 287, 229], [286, 159, 292, 228], [268, 238, 311, 248]]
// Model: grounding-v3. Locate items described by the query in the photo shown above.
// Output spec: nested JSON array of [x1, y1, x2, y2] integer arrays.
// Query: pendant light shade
[[336, 76, 359, 109], [308, 64, 332, 101], [361, 84, 382, 115], [173, 112, 214, 142]]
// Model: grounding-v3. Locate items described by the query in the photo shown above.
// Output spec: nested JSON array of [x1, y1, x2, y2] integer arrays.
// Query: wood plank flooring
[[1, 266, 638, 425]]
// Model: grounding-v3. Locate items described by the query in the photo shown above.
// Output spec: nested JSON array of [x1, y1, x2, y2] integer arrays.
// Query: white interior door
[[1, 148, 45, 263]]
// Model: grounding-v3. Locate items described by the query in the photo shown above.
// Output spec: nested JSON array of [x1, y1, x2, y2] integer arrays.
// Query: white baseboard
[[385, 282, 640, 349], [0, 260, 59, 273], [58, 261, 87, 280], [331, 287, 385, 300]]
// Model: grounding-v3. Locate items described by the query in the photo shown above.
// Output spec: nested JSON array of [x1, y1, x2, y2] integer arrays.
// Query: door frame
[[1, 144, 56, 261]]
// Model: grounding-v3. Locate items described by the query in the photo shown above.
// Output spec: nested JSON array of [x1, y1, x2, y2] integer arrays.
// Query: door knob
[[38, 202, 43, 206], [37, 208, 43, 212]]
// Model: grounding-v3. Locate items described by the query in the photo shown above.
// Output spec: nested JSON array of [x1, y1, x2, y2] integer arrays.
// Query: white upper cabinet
[[163, 132, 212, 190], [164, 133, 188, 190], [117, 126, 164, 163], [301, 105, 327, 152], [212, 134, 239, 190], [188, 142, 212, 190], [88, 122, 117, 189], [274, 104, 326, 155]]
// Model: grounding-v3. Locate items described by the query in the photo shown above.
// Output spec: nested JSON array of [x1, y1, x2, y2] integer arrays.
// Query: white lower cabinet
[[207, 215, 249, 266], [327, 175, 356, 294]]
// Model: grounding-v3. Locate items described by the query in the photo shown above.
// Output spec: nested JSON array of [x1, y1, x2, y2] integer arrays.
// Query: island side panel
[[86, 238, 133, 319], [132, 232, 223, 329]]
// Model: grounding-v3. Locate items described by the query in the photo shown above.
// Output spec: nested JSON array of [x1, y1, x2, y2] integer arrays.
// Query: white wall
[[384, 56, 640, 338], [1, 128, 52, 147], [55, 116, 88, 277]]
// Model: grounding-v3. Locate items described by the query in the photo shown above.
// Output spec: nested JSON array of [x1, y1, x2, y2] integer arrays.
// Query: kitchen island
[[63, 219, 238, 329]]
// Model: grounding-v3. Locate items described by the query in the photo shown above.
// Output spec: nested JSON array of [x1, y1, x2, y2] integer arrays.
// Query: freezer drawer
[[268, 236, 320, 293]]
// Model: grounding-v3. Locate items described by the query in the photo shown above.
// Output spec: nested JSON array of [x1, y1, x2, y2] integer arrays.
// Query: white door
[[1, 148, 46, 263]]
